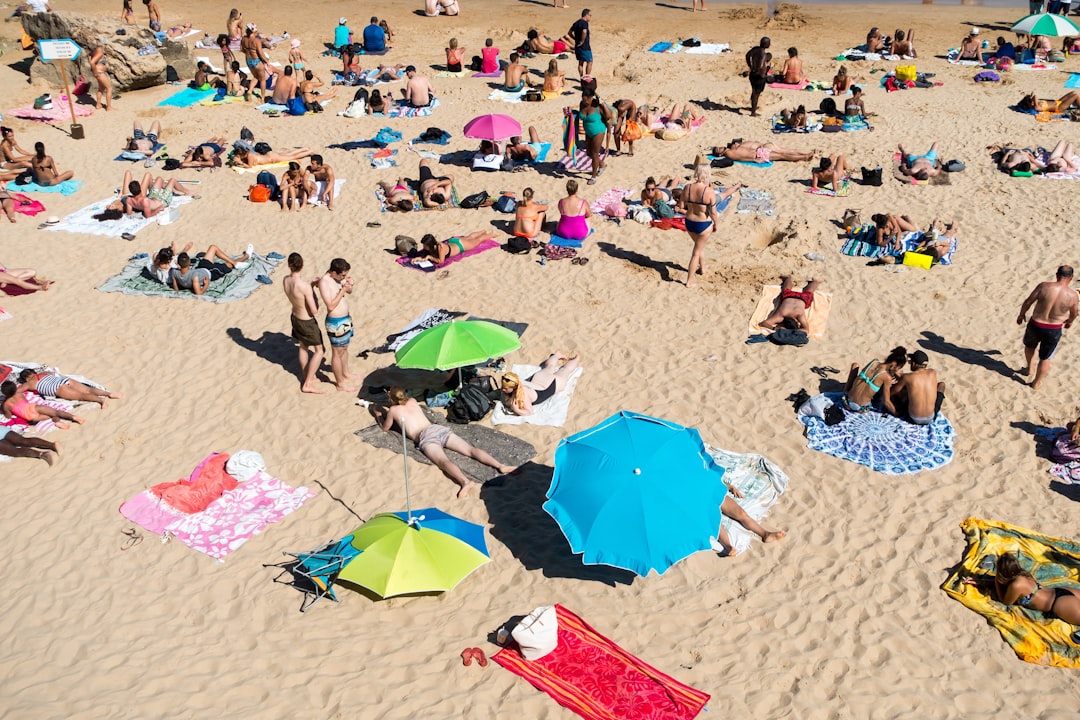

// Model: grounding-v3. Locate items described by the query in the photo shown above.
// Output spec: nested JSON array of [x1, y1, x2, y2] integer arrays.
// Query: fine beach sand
[[3, 0, 1080, 717]]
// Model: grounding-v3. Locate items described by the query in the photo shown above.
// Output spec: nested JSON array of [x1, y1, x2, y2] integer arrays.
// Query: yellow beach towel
[[942, 517, 1080, 667], [231, 160, 290, 175], [748, 285, 832, 339]]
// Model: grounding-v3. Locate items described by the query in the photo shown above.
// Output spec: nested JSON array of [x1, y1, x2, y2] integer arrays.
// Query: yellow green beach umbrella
[[394, 319, 521, 372]]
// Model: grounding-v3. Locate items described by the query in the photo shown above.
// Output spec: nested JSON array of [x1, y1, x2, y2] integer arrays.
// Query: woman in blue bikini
[[678, 164, 719, 288], [964, 553, 1080, 627], [841, 346, 907, 414]]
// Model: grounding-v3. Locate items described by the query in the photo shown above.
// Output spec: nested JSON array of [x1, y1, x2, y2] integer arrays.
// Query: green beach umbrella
[[1011, 13, 1080, 38], [394, 319, 521, 375], [337, 510, 491, 597]]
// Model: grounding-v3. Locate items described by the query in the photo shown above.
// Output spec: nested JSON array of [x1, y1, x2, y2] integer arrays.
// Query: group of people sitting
[[842, 345, 946, 425]]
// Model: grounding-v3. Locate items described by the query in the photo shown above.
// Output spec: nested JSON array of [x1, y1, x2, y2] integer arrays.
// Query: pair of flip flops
[[460, 647, 488, 666], [570, 256, 589, 266]]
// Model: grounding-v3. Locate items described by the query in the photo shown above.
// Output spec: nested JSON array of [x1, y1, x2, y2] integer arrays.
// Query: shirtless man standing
[[143, 0, 161, 31], [283, 253, 325, 394], [1017, 265, 1078, 389], [305, 155, 336, 210], [373, 387, 518, 498], [745, 37, 772, 117], [318, 258, 357, 392], [400, 65, 435, 108], [891, 350, 946, 425], [760, 277, 820, 331]]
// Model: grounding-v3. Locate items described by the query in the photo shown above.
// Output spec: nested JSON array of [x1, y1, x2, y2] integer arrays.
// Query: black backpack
[[446, 385, 493, 424], [255, 170, 281, 200], [459, 190, 490, 209]]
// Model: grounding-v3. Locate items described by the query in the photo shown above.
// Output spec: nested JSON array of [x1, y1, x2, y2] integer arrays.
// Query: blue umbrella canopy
[[543, 411, 729, 576]]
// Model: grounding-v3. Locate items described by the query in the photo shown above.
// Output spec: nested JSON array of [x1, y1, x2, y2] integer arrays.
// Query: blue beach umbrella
[[542, 411, 729, 576]]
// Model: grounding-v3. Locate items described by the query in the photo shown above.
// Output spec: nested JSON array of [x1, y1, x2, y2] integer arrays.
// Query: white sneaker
[[234, 261, 250, 270], [246, 243, 255, 257]]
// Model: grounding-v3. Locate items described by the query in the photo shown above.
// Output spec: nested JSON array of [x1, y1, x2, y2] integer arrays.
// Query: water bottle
[[539, 255, 547, 266], [805, 252, 825, 261]]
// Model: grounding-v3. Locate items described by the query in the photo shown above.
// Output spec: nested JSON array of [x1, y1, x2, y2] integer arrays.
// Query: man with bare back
[[283, 253, 325, 394], [1017, 265, 1078, 389]]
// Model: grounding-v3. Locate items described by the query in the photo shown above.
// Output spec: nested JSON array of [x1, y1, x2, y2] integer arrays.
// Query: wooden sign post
[[37, 38, 85, 139]]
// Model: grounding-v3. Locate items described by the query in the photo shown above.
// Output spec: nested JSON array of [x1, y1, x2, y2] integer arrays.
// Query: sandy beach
[[2, 0, 1080, 717]]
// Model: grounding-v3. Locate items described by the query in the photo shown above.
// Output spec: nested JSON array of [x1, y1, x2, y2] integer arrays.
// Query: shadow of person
[[595, 241, 678, 283], [919, 330, 1016, 379], [1050, 480, 1080, 503], [226, 327, 305, 377], [480, 463, 637, 586], [1011, 420, 1068, 461]]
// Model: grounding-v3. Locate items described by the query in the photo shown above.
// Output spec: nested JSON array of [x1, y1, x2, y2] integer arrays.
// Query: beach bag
[[944, 159, 965, 173], [523, 89, 543, 102], [860, 166, 882, 186], [287, 96, 307, 115], [341, 99, 366, 118], [993, 57, 1012, 72], [1052, 432, 1080, 463], [470, 55, 483, 71], [394, 235, 417, 255], [446, 384, 492, 424], [248, 184, 272, 202], [711, 156, 734, 169], [505, 236, 533, 254], [895, 65, 917, 82], [163, 158, 181, 171], [621, 120, 643, 142], [493, 193, 517, 213], [459, 190, 489, 209], [654, 200, 675, 219], [72, 76, 90, 96], [254, 141, 273, 154], [511, 606, 559, 661]]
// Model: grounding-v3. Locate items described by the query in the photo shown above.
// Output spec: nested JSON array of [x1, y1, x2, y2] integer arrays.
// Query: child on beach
[[288, 39, 305, 72], [1, 381, 84, 429]]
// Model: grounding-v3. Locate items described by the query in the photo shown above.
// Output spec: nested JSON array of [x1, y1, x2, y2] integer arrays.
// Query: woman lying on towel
[[179, 138, 229, 169], [912, 219, 958, 260], [232, 145, 312, 168], [963, 553, 1080, 626], [513, 187, 547, 239], [0, 427, 58, 465], [0, 263, 53, 292], [841, 346, 907, 414], [410, 230, 496, 266], [499, 353, 580, 416], [1018, 92, 1080, 115], [1, 381, 84, 428], [17, 369, 121, 408], [378, 179, 415, 212]]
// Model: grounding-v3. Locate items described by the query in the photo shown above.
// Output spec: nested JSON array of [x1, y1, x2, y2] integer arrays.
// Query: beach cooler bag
[[901, 251, 933, 270], [511, 606, 559, 661], [895, 65, 917, 82]]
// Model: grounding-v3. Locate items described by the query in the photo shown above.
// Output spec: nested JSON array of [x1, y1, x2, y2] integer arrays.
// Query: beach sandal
[[122, 232, 136, 241], [128, 253, 149, 261], [472, 648, 488, 667], [267, 251, 285, 260], [120, 527, 143, 551], [461, 648, 475, 666], [366, 221, 381, 227], [746, 334, 770, 344]]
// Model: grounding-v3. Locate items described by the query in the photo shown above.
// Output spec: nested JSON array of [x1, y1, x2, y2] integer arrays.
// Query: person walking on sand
[[1017, 265, 1078, 390], [283, 253, 325, 394], [746, 37, 772, 117], [373, 387, 518, 498], [318, 258, 357, 392]]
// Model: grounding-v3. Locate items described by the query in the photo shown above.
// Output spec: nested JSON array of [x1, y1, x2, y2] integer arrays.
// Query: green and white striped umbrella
[[1011, 13, 1080, 38]]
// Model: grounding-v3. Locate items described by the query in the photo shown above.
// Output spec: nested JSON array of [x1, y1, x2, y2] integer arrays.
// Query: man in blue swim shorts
[[898, 140, 941, 181], [569, 9, 592, 77], [318, 258, 357, 392]]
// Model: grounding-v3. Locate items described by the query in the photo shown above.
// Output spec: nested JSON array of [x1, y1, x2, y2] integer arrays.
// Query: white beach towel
[[307, 178, 346, 206], [491, 364, 583, 427], [488, 87, 527, 103], [45, 196, 193, 238], [706, 446, 788, 557], [683, 43, 730, 55]]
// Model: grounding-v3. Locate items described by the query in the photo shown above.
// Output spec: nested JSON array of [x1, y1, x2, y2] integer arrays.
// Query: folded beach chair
[[279, 534, 360, 612]]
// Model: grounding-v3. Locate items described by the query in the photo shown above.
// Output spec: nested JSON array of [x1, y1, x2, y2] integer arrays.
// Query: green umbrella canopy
[[337, 512, 491, 598], [394, 319, 521, 370], [1011, 13, 1080, 38]]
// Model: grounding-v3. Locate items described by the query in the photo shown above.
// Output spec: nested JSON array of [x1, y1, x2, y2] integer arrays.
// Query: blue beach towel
[[648, 41, 673, 53], [799, 392, 955, 474], [157, 87, 216, 108], [548, 228, 593, 248], [16, 179, 84, 195], [1067, 73, 1080, 89]]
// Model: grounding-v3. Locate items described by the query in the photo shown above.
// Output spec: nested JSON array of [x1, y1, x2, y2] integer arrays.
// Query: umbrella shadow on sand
[[480, 463, 637, 586]]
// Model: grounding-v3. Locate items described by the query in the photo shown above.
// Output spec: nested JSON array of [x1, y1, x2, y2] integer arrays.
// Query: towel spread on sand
[[559, 148, 609, 173], [374, 181, 460, 211], [198, 93, 246, 106], [157, 87, 216, 107], [395, 238, 500, 271], [8, 98, 94, 122], [385, 98, 441, 118], [706, 446, 788, 557], [491, 364, 583, 427], [748, 285, 833, 339], [768, 79, 810, 90], [471, 70, 503, 78], [120, 456, 314, 560], [493, 604, 711, 720], [367, 148, 398, 168], [98, 252, 280, 303], [799, 392, 955, 474], [46, 195, 193, 237], [772, 115, 823, 133], [647, 41, 684, 54], [1066, 73, 1080, 89], [354, 406, 536, 483], [942, 518, 1080, 668], [684, 43, 730, 55], [437, 69, 468, 78], [735, 188, 775, 217], [841, 228, 959, 266], [548, 229, 593, 248], [488, 87, 528, 103], [307, 179, 345, 206], [16, 179, 83, 195], [589, 188, 633, 214], [10, 193, 44, 216], [806, 178, 852, 197]]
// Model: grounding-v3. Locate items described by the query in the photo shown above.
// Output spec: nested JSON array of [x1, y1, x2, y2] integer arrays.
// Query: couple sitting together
[[842, 346, 946, 425]]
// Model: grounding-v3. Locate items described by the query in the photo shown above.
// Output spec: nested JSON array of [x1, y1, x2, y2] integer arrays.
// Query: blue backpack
[[287, 96, 307, 116], [255, 170, 280, 200]]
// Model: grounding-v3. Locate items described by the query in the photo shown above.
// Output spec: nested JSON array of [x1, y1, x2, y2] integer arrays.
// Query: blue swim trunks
[[326, 314, 354, 347], [575, 48, 593, 63], [908, 149, 937, 166]]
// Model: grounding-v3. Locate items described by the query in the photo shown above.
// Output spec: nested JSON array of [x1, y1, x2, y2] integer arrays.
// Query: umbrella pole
[[401, 423, 412, 523]]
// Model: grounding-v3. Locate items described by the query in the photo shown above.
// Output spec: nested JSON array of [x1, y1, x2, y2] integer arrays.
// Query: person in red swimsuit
[[760, 276, 821, 331]]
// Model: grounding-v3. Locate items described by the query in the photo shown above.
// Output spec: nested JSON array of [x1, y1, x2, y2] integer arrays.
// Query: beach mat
[[768, 79, 810, 90], [385, 98, 440, 119], [558, 148, 608, 173], [157, 87, 215, 107], [684, 43, 730, 55], [942, 518, 1080, 667], [46, 196, 192, 237], [471, 71, 503, 78], [98, 252, 281, 303], [1067, 73, 1080, 89], [493, 604, 711, 720], [748, 284, 832, 339], [799, 392, 955, 474], [8, 98, 93, 122], [841, 229, 958, 266], [354, 406, 535, 483], [16, 179, 83, 195], [805, 178, 852, 197], [375, 181, 460, 212], [735, 188, 775, 217], [491, 364, 582, 427], [708, 445, 788, 557], [395, 238, 499, 271]]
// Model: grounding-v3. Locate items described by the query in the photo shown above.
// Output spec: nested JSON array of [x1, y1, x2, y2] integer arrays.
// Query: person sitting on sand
[[513, 187, 546, 239], [869, 213, 917, 252], [892, 28, 915, 58], [866, 27, 885, 54], [780, 104, 808, 130], [1018, 91, 1080, 114], [842, 346, 907, 414], [554, 179, 592, 240], [958, 30, 982, 61], [400, 65, 436, 108], [526, 28, 574, 55], [279, 161, 308, 211], [425, 0, 460, 17], [714, 140, 814, 164], [378, 178, 415, 212], [364, 88, 387, 115], [372, 386, 514, 499], [1, 381, 83, 428], [17, 369, 121, 408], [179, 138, 227, 168], [0, 262, 52, 291], [771, 46, 803, 84], [232, 145, 312, 168], [1, 127, 34, 170], [832, 65, 852, 95], [898, 141, 942, 180], [418, 158, 453, 207], [30, 142, 74, 187], [145, 241, 248, 283], [499, 353, 580, 416], [503, 53, 537, 92], [812, 154, 848, 192], [225, 60, 250, 100], [962, 552, 1080, 626], [996, 36, 1017, 60], [0, 426, 59, 466], [299, 71, 336, 113], [890, 350, 945, 425], [540, 58, 565, 94], [304, 155, 336, 210], [445, 37, 465, 72], [1032, 34, 1053, 62], [410, 230, 497, 266], [641, 176, 680, 209], [760, 277, 820, 332], [271, 65, 298, 105], [844, 86, 866, 118]]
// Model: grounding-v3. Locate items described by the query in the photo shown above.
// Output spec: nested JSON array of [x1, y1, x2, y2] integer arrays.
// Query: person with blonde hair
[[513, 187, 546, 239], [678, 164, 719, 288], [499, 353, 581, 416]]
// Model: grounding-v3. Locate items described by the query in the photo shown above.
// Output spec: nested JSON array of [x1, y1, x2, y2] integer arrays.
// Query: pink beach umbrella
[[463, 113, 522, 141]]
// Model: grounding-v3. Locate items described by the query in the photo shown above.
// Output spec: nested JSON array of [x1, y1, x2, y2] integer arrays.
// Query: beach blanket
[[120, 458, 313, 560], [254, 102, 288, 113], [198, 93, 246, 106], [589, 188, 633, 215], [437, 69, 468, 78], [684, 43, 730, 55], [386, 98, 440, 118], [8, 98, 93, 122], [231, 161, 290, 175], [558, 148, 609, 173], [308, 179, 345, 207], [15, 179, 83, 195], [548, 229, 593, 249], [46, 195, 192, 237], [471, 71, 504, 78], [646, 41, 683, 54], [491, 364, 582, 427], [99, 252, 280, 303], [707, 446, 788, 557], [374, 182, 460, 212], [1066, 73, 1080, 89], [841, 228, 958, 266], [735, 188, 775, 217], [367, 148, 398, 169], [488, 87, 527, 103], [842, 116, 871, 132], [493, 604, 710, 720], [837, 48, 900, 62], [396, 238, 499, 272], [157, 87, 215, 107], [799, 392, 954, 474], [772, 115, 822, 133], [10, 193, 44, 216], [355, 406, 536, 482], [806, 178, 851, 197], [942, 518, 1080, 667], [748, 285, 833, 339], [768, 79, 810, 90]]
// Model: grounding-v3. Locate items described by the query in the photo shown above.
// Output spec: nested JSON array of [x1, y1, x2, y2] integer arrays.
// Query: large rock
[[21, 11, 195, 91]]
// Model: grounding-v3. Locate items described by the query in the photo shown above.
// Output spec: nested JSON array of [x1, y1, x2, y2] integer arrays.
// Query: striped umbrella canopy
[[1011, 13, 1080, 38]]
